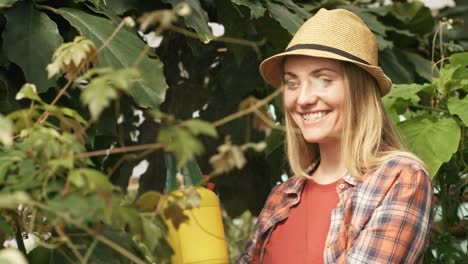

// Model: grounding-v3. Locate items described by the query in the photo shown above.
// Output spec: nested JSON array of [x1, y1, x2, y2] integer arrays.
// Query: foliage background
[[0, 0, 466, 263]]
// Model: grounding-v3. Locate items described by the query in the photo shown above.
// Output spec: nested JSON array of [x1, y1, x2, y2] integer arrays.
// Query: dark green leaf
[[379, 49, 414, 84], [265, 0, 303, 35], [399, 117, 460, 177], [274, 0, 310, 20], [2, 2, 63, 92], [401, 51, 433, 81], [448, 96, 468, 126], [231, 0, 265, 19], [59, 8, 168, 109]]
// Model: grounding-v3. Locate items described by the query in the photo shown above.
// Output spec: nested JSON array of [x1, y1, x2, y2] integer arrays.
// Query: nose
[[297, 82, 318, 106]]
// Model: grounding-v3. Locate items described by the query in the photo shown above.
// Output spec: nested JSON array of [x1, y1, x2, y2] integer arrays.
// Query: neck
[[313, 140, 346, 184]]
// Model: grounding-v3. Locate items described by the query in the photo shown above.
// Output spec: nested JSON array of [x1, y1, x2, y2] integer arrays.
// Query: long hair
[[284, 61, 425, 180]]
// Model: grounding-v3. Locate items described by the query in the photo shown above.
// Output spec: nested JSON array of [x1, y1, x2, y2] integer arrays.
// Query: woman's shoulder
[[370, 155, 431, 185]]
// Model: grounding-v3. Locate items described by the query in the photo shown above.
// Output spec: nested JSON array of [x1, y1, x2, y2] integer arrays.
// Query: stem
[[14, 214, 28, 258], [133, 44, 151, 67], [107, 148, 155, 178], [212, 88, 282, 128], [55, 225, 85, 262], [33, 3, 59, 14], [82, 239, 98, 264], [168, 25, 266, 58], [409, 104, 448, 113], [75, 142, 166, 159]]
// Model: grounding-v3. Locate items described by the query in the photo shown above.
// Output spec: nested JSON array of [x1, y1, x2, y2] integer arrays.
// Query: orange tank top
[[263, 179, 340, 264]]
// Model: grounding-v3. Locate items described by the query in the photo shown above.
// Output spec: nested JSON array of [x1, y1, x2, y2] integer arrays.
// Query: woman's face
[[283, 55, 346, 144]]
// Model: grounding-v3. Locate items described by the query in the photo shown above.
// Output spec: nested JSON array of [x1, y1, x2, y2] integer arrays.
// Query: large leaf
[[59, 8, 168, 108], [265, 0, 303, 35], [399, 117, 461, 177], [231, 0, 265, 19], [275, 0, 310, 20], [379, 48, 413, 84], [448, 96, 468, 127], [162, 0, 214, 43], [2, 2, 63, 92], [0, 0, 18, 8], [401, 51, 433, 81]]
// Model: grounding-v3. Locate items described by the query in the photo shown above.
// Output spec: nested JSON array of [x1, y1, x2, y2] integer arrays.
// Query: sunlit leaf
[[399, 117, 460, 177], [15, 83, 42, 102], [448, 96, 468, 126], [79, 68, 141, 120], [0, 114, 14, 147], [47, 36, 97, 80], [0, 248, 28, 264], [2, 1, 63, 92], [0, 0, 18, 8], [0, 192, 30, 208], [383, 83, 428, 111]]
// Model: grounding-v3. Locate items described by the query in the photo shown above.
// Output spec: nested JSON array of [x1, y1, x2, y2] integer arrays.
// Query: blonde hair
[[284, 61, 425, 180]]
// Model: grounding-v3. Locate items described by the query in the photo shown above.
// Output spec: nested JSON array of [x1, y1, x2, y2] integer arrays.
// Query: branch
[[212, 88, 282, 127]]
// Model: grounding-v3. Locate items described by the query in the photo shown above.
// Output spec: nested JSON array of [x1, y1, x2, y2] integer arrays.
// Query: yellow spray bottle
[[163, 153, 228, 264]]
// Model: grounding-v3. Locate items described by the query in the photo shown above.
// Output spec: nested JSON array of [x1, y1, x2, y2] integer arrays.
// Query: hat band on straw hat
[[286, 44, 370, 65]]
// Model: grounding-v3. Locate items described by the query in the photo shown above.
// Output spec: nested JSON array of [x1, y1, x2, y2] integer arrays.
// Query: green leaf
[[0, 0, 18, 8], [158, 127, 204, 167], [265, 0, 303, 35], [59, 8, 168, 109], [448, 96, 468, 126], [162, 0, 215, 43], [391, 1, 434, 35], [181, 119, 218, 137], [345, 6, 387, 37], [274, 0, 310, 20], [399, 117, 461, 177], [79, 68, 141, 120], [231, 0, 265, 19], [379, 49, 413, 84], [382, 83, 427, 110], [0, 114, 14, 147], [449, 52, 468, 66], [401, 51, 433, 81], [15, 83, 42, 103], [0, 217, 13, 238], [2, 2, 63, 92], [68, 168, 115, 192]]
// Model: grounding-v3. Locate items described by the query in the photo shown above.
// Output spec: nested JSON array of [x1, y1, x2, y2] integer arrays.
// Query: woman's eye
[[285, 80, 299, 89]]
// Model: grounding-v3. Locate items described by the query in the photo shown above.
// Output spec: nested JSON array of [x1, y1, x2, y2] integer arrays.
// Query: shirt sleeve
[[346, 168, 434, 263]]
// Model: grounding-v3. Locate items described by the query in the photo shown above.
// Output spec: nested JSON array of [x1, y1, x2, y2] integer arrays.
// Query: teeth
[[303, 112, 328, 121]]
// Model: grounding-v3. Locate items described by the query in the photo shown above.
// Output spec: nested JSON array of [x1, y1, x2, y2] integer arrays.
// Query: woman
[[237, 8, 434, 264]]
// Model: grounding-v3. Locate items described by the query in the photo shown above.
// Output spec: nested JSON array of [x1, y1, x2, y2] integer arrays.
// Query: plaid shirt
[[237, 157, 434, 263]]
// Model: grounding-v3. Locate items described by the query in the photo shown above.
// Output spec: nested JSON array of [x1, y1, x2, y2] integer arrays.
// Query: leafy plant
[[0, 0, 465, 263]]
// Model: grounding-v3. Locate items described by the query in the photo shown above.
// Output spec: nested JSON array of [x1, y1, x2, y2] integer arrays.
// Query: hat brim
[[259, 49, 392, 96]]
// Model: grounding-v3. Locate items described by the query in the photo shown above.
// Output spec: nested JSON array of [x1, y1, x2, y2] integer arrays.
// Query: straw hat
[[259, 8, 392, 95]]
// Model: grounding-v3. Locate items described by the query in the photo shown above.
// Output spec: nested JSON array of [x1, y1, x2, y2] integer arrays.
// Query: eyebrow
[[283, 67, 338, 77]]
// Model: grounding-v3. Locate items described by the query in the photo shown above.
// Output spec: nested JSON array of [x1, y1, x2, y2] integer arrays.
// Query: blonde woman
[[237, 8, 434, 264]]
